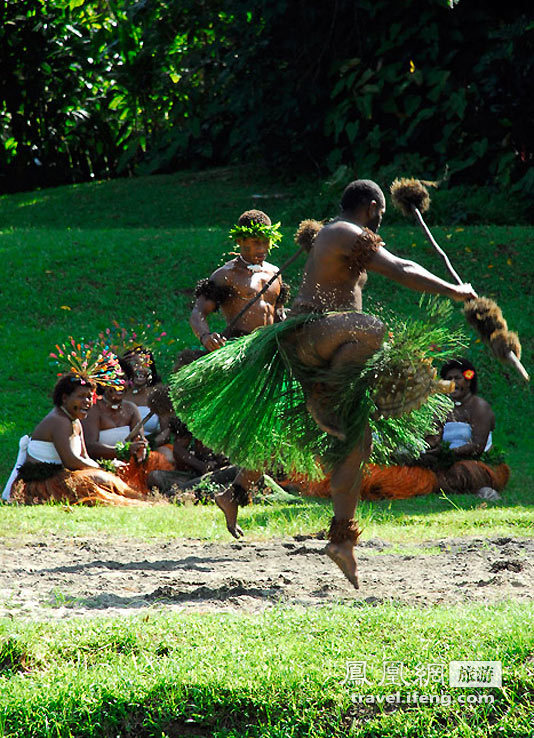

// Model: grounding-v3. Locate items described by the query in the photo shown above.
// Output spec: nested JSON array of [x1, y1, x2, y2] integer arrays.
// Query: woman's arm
[[453, 398, 495, 457], [50, 418, 99, 470], [81, 408, 119, 459]]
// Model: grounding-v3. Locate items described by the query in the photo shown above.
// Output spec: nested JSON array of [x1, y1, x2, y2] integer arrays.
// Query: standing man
[[189, 209, 289, 510], [214, 181, 476, 585], [172, 180, 476, 589], [190, 209, 289, 350]]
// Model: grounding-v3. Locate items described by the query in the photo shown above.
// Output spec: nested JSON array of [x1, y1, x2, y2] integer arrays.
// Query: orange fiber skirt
[[117, 450, 174, 493], [283, 465, 438, 500], [11, 468, 154, 506], [282, 461, 510, 500]]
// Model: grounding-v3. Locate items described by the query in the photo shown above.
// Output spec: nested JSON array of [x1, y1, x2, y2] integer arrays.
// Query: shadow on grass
[[0, 167, 294, 231], [32, 553, 237, 576], [51, 580, 285, 611]]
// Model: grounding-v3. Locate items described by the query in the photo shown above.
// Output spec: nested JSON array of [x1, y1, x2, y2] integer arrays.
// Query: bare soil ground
[[0, 535, 532, 620]]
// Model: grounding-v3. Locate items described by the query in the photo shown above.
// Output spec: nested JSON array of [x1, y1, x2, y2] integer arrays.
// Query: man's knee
[[362, 316, 385, 350], [344, 313, 385, 346]]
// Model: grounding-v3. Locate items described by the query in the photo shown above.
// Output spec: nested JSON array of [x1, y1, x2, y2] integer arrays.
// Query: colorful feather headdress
[[97, 320, 171, 368], [49, 337, 125, 388]]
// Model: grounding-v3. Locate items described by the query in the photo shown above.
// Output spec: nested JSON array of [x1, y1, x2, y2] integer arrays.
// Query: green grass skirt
[[170, 302, 465, 480]]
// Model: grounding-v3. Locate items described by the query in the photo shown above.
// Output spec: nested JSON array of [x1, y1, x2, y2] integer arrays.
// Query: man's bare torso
[[212, 258, 282, 333], [293, 220, 376, 313]]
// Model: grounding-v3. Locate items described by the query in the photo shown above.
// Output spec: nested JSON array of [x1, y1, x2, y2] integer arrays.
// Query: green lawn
[[0, 169, 533, 737], [1, 604, 533, 737], [1, 168, 531, 504]]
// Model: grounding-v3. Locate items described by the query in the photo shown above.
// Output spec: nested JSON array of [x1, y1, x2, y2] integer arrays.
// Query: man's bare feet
[[306, 383, 347, 440], [215, 489, 244, 539], [325, 540, 359, 589]]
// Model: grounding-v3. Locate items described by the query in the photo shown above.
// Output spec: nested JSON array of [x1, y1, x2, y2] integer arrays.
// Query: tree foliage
[[0, 0, 532, 196]]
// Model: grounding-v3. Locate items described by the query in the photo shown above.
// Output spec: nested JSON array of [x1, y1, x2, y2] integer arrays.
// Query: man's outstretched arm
[[368, 246, 477, 301]]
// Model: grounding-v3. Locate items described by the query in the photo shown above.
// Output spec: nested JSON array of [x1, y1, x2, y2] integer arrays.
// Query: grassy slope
[[0, 170, 533, 737], [0, 168, 532, 537]]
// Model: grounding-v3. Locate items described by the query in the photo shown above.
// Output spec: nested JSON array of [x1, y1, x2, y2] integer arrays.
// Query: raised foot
[[215, 489, 244, 539], [325, 541, 359, 589], [306, 384, 346, 441]]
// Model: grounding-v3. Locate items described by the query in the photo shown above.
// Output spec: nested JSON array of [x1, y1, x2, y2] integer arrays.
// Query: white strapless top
[[136, 406, 160, 435], [2, 435, 84, 502], [99, 426, 130, 445], [28, 436, 82, 463], [442, 421, 492, 452]]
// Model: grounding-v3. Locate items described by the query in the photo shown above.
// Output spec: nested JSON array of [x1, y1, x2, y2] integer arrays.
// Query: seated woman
[[119, 347, 175, 464], [281, 358, 509, 501], [120, 348, 162, 435], [82, 384, 147, 460], [4, 374, 149, 506], [422, 357, 509, 499], [82, 384, 173, 493]]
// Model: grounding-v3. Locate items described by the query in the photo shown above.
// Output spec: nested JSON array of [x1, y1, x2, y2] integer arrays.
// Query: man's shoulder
[[209, 261, 238, 284], [312, 220, 366, 258], [323, 219, 364, 237], [317, 219, 366, 248], [263, 260, 280, 274]]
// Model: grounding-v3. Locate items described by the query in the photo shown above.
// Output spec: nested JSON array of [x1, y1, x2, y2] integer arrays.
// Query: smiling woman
[[3, 373, 152, 506]]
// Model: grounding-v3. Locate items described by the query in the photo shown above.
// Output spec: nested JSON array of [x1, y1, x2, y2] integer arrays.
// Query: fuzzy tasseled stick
[[294, 219, 323, 252], [390, 178, 431, 217], [390, 177, 529, 382], [463, 298, 523, 363]]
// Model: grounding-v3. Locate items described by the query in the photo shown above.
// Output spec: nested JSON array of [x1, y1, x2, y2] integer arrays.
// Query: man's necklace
[[238, 256, 265, 273]]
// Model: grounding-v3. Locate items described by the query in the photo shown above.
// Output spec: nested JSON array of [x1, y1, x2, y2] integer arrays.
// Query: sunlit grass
[[1, 486, 532, 544], [0, 602, 532, 737], [0, 168, 533, 738]]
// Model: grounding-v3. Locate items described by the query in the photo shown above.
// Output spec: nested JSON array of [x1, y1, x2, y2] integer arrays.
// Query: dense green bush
[[0, 0, 532, 208]]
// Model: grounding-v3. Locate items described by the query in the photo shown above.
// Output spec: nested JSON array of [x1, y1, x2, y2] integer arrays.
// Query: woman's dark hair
[[52, 373, 95, 407], [440, 357, 478, 394], [119, 347, 161, 386]]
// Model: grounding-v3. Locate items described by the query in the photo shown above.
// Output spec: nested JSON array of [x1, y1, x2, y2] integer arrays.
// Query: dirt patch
[[0, 535, 532, 620]]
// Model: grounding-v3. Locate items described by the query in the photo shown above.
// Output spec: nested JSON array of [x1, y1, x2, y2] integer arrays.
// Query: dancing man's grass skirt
[[170, 301, 465, 480]]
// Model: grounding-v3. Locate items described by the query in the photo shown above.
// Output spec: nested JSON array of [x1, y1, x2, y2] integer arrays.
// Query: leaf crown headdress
[[228, 220, 282, 247]]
